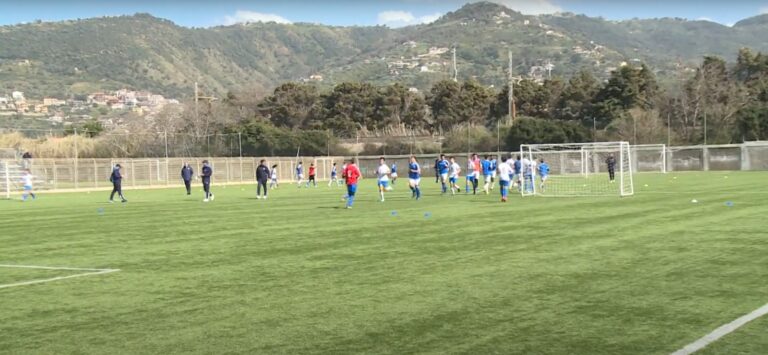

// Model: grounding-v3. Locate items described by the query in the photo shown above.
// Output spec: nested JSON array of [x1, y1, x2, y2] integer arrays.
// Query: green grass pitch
[[1, 172, 766, 354]]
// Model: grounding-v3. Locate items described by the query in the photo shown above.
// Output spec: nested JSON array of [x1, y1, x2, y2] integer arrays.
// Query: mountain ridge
[[1, 1, 767, 99]]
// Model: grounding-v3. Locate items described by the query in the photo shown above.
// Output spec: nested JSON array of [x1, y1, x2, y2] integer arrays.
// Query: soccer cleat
[[203, 199, 209, 202], [345, 206, 352, 209], [263, 196, 268, 200], [256, 196, 261, 199], [121, 199, 127, 203], [210, 194, 215, 201]]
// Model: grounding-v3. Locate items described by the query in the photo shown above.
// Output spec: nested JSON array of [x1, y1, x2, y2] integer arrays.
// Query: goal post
[[519, 142, 634, 197]]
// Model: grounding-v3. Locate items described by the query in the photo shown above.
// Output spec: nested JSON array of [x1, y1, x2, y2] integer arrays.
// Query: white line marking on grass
[[671, 303, 768, 355], [0, 264, 120, 290]]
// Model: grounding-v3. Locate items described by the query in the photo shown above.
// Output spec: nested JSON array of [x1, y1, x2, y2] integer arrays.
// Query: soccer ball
[[385, 186, 394, 192]]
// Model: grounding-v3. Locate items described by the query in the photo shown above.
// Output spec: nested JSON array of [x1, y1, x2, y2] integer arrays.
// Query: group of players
[[18, 152, 616, 206]]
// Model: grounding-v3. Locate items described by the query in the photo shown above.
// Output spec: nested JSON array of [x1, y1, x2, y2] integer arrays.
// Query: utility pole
[[703, 111, 708, 145], [508, 49, 516, 125], [667, 113, 671, 146], [592, 117, 597, 142], [452, 47, 458, 82], [194, 82, 199, 124]]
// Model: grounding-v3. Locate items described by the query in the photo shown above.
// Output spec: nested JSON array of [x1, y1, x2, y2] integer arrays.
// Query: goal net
[[632, 144, 667, 173], [1, 161, 11, 199], [519, 142, 634, 197]]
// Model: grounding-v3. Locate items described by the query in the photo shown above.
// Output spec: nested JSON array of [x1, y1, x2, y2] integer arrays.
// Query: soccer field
[[1, 172, 766, 354]]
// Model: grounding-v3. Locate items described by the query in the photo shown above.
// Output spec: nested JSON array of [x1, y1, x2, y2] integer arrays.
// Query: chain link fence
[[2, 142, 767, 194]]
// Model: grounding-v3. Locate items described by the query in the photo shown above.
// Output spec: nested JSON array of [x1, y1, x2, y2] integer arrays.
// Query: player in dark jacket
[[109, 164, 127, 203], [606, 155, 617, 182], [201, 160, 214, 202], [255, 160, 270, 199], [181, 163, 194, 195]]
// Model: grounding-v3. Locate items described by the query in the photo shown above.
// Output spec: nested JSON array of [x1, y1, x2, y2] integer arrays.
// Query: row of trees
[[50, 48, 768, 158]]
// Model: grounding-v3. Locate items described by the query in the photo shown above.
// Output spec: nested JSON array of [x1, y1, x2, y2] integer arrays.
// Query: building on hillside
[[308, 74, 323, 82], [33, 104, 48, 114], [11, 91, 25, 102], [43, 98, 66, 106]]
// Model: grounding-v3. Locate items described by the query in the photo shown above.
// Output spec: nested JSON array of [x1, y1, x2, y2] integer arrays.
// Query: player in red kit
[[342, 158, 361, 209]]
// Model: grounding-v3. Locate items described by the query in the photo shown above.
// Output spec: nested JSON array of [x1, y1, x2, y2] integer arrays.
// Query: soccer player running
[[436, 154, 450, 194], [606, 154, 617, 182], [497, 156, 513, 202], [342, 158, 361, 209], [201, 160, 214, 202], [307, 163, 317, 188], [390, 162, 398, 185], [376, 157, 392, 202], [328, 162, 341, 187], [521, 156, 534, 193], [256, 159, 270, 199], [269, 164, 279, 189], [408, 155, 422, 200], [20, 169, 36, 201], [109, 164, 127, 203], [296, 161, 304, 188], [481, 155, 493, 194], [448, 156, 462, 195], [537, 158, 550, 191], [181, 163, 194, 195]]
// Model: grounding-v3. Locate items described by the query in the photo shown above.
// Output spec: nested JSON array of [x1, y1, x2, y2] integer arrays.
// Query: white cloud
[[696, 17, 713, 22], [377, 10, 443, 27], [484, 0, 562, 15], [223, 10, 291, 25], [761, 6, 768, 14]]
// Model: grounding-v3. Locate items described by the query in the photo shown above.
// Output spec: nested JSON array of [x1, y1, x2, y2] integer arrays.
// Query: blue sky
[[0, 0, 767, 28]]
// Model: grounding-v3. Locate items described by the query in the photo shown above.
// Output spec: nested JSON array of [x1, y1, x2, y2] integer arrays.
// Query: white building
[[11, 91, 24, 102]]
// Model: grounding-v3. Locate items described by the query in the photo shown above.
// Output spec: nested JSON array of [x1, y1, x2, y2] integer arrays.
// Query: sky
[[0, 0, 767, 28]]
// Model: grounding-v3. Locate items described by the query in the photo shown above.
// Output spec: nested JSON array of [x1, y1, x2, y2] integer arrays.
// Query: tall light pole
[[508, 49, 516, 125]]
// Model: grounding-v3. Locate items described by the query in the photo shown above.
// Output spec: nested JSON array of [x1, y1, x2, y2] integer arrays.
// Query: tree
[[556, 69, 599, 123], [259, 82, 320, 129], [428, 80, 462, 130], [505, 117, 590, 149], [593, 64, 659, 128]]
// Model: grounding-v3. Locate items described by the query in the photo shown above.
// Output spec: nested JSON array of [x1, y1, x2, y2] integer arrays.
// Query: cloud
[[483, 0, 562, 15], [223, 10, 291, 25], [761, 6, 768, 14], [377, 10, 443, 27], [696, 17, 713, 22]]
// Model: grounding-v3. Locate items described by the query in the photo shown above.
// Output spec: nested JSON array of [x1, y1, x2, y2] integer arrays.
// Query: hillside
[[1, 2, 768, 99]]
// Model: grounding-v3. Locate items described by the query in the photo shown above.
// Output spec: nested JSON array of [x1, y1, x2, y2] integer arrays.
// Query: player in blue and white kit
[[408, 156, 422, 200], [489, 156, 497, 190], [497, 156, 514, 202], [448, 157, 461, 195], [376, 157, 392, 202], [20, 169, 36, 201], [295, 161, 304, 188], [512, 155, 522, 190], [537, 158, 550, 191], [436, 154, 450, 194], [328, 162, 341, 187], [481, 155, 493, 194], [390, 162, 398, 185]]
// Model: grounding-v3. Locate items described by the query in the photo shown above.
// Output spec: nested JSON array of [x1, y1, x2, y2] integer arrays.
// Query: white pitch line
[[671, 303, 768, 355], [0, 265, 120, 290], [0, 264, 115, 272]]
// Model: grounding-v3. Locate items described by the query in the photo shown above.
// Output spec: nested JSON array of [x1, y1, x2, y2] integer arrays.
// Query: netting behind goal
[[632, 144, 667, 173], [1, 161, 11, 199], [519, 142, 633, 197]]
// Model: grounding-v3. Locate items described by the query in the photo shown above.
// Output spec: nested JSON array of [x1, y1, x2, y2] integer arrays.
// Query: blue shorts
[[499, 180, 510, 188], [449, 177, 458, 184], [347, 184, 357, 196], [331, 173, 337, 178], [540, 174, 549, 180], [378, 180, 389, 189], [23, 185, 32, 191]]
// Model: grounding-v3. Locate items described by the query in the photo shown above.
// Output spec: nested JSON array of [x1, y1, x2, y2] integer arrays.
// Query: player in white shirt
[[448, 157, 462, 195], [376, 157, 392, 202], [269, 164, 279, 189], [497, 156, 513, 202], [20, 169, 36, 201], [521, 157, 534, 193]]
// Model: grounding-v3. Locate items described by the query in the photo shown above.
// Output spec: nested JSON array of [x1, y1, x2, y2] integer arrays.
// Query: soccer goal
[[519, 142, 634, 197], [631, 144, 667, 173]]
